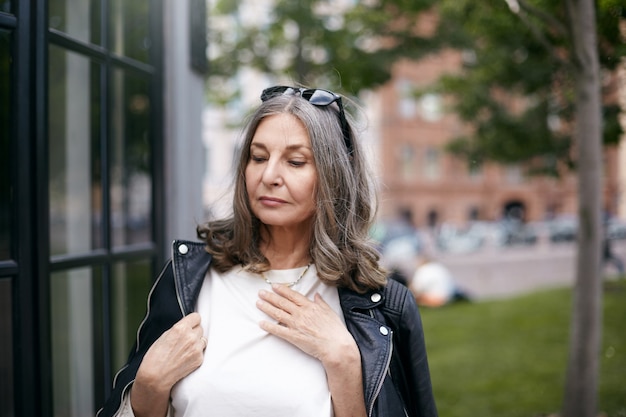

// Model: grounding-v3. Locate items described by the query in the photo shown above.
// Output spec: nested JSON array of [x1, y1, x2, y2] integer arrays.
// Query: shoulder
[[382, 279, 414, 311], [376, 280, 425, 337], [339, 277, 413, 307], [339, 279, 416, 318]]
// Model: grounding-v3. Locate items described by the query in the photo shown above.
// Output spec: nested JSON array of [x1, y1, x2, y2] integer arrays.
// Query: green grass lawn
[[420, 279, 626, 417]]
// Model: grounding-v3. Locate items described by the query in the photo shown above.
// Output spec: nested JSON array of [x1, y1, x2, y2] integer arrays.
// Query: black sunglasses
[[260, 86, 353, 155]]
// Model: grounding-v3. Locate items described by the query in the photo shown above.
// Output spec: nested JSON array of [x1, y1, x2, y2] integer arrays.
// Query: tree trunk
[[562, 0, 604, 416]]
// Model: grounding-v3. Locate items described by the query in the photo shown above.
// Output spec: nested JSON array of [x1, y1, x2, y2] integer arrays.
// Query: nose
[[261, 159, 283, 187]]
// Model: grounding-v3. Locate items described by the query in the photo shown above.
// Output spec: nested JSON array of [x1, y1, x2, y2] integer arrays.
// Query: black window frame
[[0, 0, 165, 415]]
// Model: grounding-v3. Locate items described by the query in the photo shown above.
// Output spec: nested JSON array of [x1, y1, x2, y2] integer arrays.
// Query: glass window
[[418, 93, 443, 122], [396, 78, 416, 119], [0, 30, 11, 260], [49, 45, 103, 256], [110, 259, 152, 374], [111, 68, 152, 247], [398, 144, 416, 180], [111, 0, 150, 63], [49, 0, 101, 45], [51, 267, 100, 416], [0, 279, 14, 417], [423, 147, 441, 180]]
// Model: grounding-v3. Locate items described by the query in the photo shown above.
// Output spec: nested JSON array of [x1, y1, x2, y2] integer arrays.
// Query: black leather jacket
[[98, 240, 438, 417]]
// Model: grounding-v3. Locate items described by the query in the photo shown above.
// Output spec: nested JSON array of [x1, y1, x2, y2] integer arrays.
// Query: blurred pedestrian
[[603, 212, 624, 277]]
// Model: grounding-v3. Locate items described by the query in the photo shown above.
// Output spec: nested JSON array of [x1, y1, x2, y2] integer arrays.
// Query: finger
[[270, 284, 308, 305], [168, 314, 204, 346], [256, 298, 292, 325], [313, 292, 330, 307], [258, 289, 297, 313], [199, 336, 208, 351], [259, 319, 291, 336], [180, 312, 202, 327]]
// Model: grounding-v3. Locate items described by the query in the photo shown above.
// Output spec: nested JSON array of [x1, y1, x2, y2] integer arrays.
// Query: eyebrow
[[249, 142, 312, 152]]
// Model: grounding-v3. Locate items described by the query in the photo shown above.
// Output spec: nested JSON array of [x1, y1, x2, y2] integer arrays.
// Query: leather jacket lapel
[[339, 287, 393, 416], [171, 240, 213, 315]]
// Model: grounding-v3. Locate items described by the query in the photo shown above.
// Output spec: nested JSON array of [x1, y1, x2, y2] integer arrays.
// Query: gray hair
[[198, 93, 387, 292]]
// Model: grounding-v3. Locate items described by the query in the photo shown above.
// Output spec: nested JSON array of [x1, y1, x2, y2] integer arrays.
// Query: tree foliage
[[433, 0, 624, 175], [207, 0, 623, 173], [208, 0, 438, 100]]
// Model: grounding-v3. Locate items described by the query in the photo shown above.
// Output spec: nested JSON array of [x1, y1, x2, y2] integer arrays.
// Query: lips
[[259, 196, 287, 206]]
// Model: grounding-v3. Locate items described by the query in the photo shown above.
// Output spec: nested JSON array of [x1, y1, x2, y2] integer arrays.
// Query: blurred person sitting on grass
[[409, 255, 470, 307]]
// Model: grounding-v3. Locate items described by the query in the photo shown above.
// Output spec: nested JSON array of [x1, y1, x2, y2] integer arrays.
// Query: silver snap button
[[178, 244, 189, 255], [370, 293, 382, 303], [379, 326, 389, 336]]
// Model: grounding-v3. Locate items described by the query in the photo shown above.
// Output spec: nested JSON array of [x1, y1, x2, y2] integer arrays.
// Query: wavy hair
[[197, 93, 387, 292]]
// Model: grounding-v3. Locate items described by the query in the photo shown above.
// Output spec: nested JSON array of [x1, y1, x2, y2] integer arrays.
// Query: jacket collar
[[170, 239, 386, 314], [171, 240, 213, 315], [338, 286, 385, 312]]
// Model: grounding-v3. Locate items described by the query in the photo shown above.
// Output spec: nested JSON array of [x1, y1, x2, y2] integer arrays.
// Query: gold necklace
[[261, 264, 311, 287]]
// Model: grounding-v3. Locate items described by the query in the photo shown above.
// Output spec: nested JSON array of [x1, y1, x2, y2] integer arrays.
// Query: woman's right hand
[[130, 313, 207, 417]]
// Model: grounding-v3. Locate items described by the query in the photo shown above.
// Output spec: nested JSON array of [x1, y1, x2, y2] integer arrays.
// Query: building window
[[398, 143, 416, 180], [0, 0, 161, 414], [418, 93, 443, 122], [427, 209, 439, 228], [111, 0, 151, 63], [51, 267, 101, 416], [48, 46, 103, 256], [468, 206, 480, 221], [395, 78, 416, 119], [110, 69, 153, 247], [46, 0, 161, 414], [49, 0, 101, 45], [109, 260, 153, 373], [423, 147, 441, 180]]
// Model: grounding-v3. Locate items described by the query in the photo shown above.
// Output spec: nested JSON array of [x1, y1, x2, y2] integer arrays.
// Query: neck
[[259, 226, 312, 269]]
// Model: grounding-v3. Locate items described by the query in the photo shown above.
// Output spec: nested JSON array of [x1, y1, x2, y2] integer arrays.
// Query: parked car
[[547, 216, 578, 243], [436, 222, 487, 253], [494, 219, 538, 246]]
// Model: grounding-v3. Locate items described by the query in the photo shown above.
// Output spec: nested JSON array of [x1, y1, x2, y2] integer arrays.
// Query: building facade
[[376, 52, 623, 228], [0, 0, 206, 415]]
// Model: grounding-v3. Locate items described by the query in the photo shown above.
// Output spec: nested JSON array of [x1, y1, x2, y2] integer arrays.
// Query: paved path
[[437, 240, 626, 301]]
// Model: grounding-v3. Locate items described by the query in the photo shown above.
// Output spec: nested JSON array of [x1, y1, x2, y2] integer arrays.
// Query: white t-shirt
[[169, 264, 342, 417]]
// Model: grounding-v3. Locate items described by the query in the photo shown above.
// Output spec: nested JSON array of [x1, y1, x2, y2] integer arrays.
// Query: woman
[[98, 86, 438, 417]]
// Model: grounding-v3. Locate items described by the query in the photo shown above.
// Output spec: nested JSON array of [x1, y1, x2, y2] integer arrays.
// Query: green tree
[[434, 0, 623, 174], [431, 4, 620, 415], [208, 0, 438, 99]]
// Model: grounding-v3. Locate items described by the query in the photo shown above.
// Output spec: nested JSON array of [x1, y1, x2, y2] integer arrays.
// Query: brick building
[[375, 51, 622, 228]]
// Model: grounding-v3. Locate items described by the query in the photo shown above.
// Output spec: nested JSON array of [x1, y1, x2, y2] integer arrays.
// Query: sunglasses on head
[[260, 86, 353, 155]]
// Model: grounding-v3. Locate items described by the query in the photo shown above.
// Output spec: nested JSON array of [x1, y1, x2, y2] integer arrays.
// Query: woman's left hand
[[256, 284, 357, 364]]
